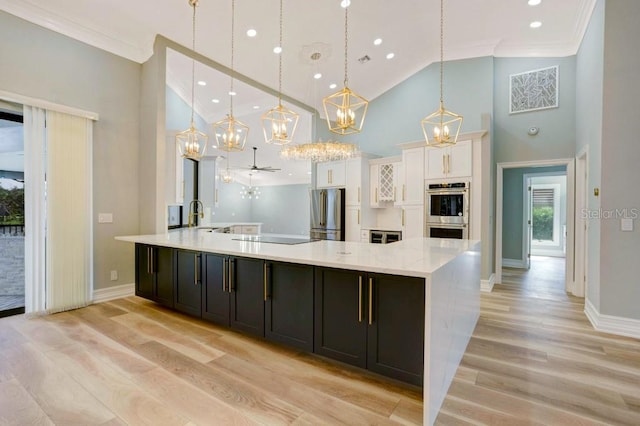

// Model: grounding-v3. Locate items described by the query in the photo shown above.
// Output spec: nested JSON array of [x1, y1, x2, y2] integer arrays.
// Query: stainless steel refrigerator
[[310, 188, 345, 241]]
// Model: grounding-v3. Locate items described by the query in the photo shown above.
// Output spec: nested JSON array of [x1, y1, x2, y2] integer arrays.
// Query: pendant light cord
[[439, 0, 444, 108], [344, 6, 349, 87], [230, 0, 235, 116], [190, 0, 197, 125], [278, 0, 283, 106]]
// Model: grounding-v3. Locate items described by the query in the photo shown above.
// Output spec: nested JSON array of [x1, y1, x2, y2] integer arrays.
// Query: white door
[[525, 179, 533, 270]]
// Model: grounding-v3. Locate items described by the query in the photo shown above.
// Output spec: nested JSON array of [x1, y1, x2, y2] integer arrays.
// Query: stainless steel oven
[[426, 182, 469, 239]]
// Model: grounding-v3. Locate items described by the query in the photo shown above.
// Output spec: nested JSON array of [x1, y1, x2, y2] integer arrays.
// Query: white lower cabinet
[[401, 205, 424, 238], [345, 206, 361, 242]]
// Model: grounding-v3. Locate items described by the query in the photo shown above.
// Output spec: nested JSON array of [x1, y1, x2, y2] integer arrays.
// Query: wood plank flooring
[[0, 256, 638, 425]]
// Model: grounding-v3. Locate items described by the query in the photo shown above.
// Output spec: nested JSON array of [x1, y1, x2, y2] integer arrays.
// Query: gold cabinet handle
[[263, 263, 268, 301], [222, 258, 227, 292], [328, 169, 332, 184], [357, 209, 360, 225], [194, 253, 199, 285], [368, 277, 373, 325], [442, 154, 446, 175], [375, 188, 378, 203], [447, 154, 451, 174], [358, 276, 363, 323], [228, 258, 234, 293], [402, 184, 406, 201], [402, 209, 406, 226]]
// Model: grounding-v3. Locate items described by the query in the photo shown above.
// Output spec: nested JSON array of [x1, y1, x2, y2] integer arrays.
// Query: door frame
[[574, 147, 589, 298], [524, 172, 567, 259], [496, 158, 575, 294]]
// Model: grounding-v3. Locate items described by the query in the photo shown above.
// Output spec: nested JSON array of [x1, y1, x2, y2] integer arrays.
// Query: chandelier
[[176, 0, 208, 160], [240, 174, 261, 199], [420, 0, 463, 147], [322, 3, 368, 135], [219, 155, 233, 183], [212, 0, 249, 152], [261, 0, 299, 145]]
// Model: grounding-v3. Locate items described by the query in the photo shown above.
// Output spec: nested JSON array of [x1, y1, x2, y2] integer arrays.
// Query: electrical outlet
[[110, 270, 118, 281], [621, 218, 633, 232], [98, 213, 113, 223]]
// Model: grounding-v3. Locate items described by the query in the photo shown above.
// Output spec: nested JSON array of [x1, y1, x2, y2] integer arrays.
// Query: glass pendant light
[[261, 0, 299, 145], [176, 0, 208, 160], [421, 0, 463, 147], [323, 3, 368, 135], [212, 0, 249, 152]]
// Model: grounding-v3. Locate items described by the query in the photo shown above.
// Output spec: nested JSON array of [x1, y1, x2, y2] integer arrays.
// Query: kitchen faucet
[[187, 199, 204, 227]]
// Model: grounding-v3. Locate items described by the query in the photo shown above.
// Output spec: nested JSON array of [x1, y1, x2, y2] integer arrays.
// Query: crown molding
[[0, 0, 149, 63]]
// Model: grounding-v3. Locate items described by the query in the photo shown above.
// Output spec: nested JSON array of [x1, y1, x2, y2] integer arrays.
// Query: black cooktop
[[232, 236, 320, 245]]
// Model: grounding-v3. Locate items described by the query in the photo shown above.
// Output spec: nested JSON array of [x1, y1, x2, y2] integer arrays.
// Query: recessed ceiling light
[[212, 99, 220, 103], [253, 105, 260, 109], [229, 91, 237, 96], [340, 0, 351, 8], [197, 81, 207, 86], [246, 28, 257, 37], [273, 46, 282, 54], [386, 53, 395, 60], [528, 0, 541, 5], [374, 38, 382, 46], [314, 73, 322, 79], [329, 83, 337, 89], [530, 21, 542, 28], [288, 173, 293, 176]]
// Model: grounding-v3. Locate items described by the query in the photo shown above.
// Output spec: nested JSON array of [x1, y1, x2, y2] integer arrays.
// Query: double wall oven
[[425, 182, 469, 239]]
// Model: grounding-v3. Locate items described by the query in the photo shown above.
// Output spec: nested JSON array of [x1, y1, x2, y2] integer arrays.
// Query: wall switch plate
[[110, 270, 118, 281], [98, 213, 113, 223], [621, 218, 633, 231]]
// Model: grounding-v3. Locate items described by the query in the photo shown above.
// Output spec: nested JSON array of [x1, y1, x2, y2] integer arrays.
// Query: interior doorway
[[0, 109, 25, 317]]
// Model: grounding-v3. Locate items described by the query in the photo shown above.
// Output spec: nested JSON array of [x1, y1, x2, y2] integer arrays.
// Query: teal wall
[[502, 166, 567, 261], [494, 57, 577, 164], [166, 86, 209, 132], [318, 56, 494, 157]]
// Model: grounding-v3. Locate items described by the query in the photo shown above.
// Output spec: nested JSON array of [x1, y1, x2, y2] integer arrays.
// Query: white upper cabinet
[[316, 160, 346, 188], [401, 147, 425, 205], [369, 163, 379, 207], [345, 157, 362, 206], [369, 158, 400, 208], [393, 161, 403, 206], [425, 139, 472, 180]]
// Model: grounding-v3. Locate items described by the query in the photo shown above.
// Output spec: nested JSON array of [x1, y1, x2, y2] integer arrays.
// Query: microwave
[[426, 182, 469, 225]]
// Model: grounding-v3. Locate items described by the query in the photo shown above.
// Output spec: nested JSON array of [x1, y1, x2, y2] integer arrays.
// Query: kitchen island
[[116, 229, 480, 425]]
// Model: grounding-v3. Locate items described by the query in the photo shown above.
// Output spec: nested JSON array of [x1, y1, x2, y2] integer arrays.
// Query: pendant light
[[219, 155, 233, 183], [323, 2, 368, 135], [261, 0, 299, 145], [176, 0, 208, 160], [421, 0, 463, 147], [212, 0, 249, 152]]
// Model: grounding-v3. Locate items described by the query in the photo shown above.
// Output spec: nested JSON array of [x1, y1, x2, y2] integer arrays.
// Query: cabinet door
[[154, 246, 174, 307], [367, 274, 425, 386], [135, 244, 154, 299], [314, 268, 368, 368], [202, 254, 230, 326], [425, 147, 447, 180], [316, 160, 346, 188], [175, 250, 202, 317], [330, 160, 346, 187], [316, 162, 331, 188], [402, 204, 425, 238], [345, 206, 361, 242], [393, 162, 403, 206], [265, 262, 314, 351], [402, 147, 425, 205], [447, 140, 472, 178], [369, 164, 380, 207], [345, 158, 362, 206], [229, 257, 265, 337]]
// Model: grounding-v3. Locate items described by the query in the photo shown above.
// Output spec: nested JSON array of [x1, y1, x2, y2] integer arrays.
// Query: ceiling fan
[[245, 146, 281, 173]]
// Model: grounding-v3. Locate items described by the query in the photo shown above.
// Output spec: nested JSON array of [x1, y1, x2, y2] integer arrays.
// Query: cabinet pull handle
[[447, 154, 451, 174], [223, 258, 228, 292], [402, 184, 406, 201], [151, 247, 155, 274], [442, 154, 446, 174], [194, 254, 199, 286], [402, 209, 405, 226], [357, 209, 360, 225], [229, 259, 235, 292], [147, 247, 151, 274], [368, 277, 374, 325], [263, 262, 268, 301], [375, 188, 378, 203], [358, 276, 363, 322], [328, 169, 332, 184]]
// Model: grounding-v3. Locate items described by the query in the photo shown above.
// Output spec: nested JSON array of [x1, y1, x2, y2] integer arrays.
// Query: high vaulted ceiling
[[0, 0, 596, 185]]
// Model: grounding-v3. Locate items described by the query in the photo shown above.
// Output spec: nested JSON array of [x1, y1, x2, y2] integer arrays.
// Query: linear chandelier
[[261, 0, 299, 145], [421, 0, 463, 147], [176, 0, 208, 160], [212, 0, 249, 152]]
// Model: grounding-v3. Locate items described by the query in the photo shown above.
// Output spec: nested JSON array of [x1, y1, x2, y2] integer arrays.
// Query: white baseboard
[[585, 298, 640, 340], [502, 258, 527, 269], [481, 273, 495, 292], [92, 283, 135, 304]]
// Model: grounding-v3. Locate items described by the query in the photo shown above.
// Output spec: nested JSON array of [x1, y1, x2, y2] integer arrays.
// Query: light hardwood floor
[[1, 258, 639, 425]]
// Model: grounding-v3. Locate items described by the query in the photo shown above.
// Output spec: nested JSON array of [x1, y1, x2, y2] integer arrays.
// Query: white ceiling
[[0, 0, 596, 185]]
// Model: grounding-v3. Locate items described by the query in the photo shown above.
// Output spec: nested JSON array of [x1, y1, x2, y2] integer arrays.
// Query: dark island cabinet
[[174, 250, 202, 317], [135, 244, 174, 308], [202, 253, 230, 326], [314, 267, 425, 386], [367, 274, 425, 386], [314, 268, 368, 368], [265, 261, 314, 352], [229, 257, 265, 337]]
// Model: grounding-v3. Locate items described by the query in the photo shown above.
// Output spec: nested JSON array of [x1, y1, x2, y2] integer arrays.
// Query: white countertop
[[116, 229, 479, 278]]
